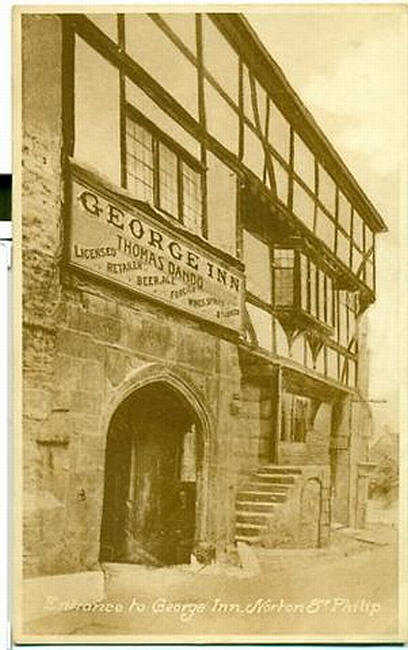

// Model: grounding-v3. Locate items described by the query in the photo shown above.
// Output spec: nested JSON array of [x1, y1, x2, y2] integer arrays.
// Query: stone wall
[[21, 15, 248, 577], [330, 394, 372, 527], [260, 465, 331, 548], [22, 14, 65, 577], [24, 262, 249, 575], [234, 380, 274, 475]]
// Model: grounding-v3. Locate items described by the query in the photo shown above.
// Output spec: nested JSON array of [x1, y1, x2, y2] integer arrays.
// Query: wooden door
[[100, 384, 197, 566]]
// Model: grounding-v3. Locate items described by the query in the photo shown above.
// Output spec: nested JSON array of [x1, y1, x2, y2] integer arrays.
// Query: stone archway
[[99, 366, 212, 566]]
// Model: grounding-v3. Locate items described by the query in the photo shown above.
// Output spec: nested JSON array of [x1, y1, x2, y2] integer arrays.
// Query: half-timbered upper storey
[[66, 12, 387, 390]]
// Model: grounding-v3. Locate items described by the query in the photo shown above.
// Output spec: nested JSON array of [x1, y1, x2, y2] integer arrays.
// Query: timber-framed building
[[21, 12, 386, 608]]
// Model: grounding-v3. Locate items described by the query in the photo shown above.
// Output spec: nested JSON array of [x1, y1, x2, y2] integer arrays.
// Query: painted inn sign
[[69, 175, 244, 332]]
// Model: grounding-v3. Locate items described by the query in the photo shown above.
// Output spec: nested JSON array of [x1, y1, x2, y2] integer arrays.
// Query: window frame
[[273, 247, 295, 307], [125, 103, 205, 231]]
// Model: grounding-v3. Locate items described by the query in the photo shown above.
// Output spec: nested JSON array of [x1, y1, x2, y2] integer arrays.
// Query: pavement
[[20, 521, 400, 642]]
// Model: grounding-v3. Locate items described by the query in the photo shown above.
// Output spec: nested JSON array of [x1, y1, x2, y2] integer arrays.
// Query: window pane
[[327, 277, 333, 326], [74, 37, 121, 185], [316, 208, 335, 250], [202, 15, 238, 102], [293, 182, 315, 231], [318, 269, 325, 322], [204, 81, 239, 153], [125, 15, 199, 118], [294, 134, 315, 189], [207, 153, 236, 255], [126, 79, 200, 158], [274, 248, 294, 267], [333, 290, 339, 341], [243, 230, 271, 303], [336, 230, 350, 266], [349, 307, 356, 349], [274, 269, 294, 305], [126, 120, 154, 203], [87, 14, 118, 41], [268, 101, 290, 161], [160, 13, 196, 54], [272, 156, 289, 205], [182, 163, 202, 234], [338, 191, 351, 233], [159, 143, 178, 217], [300, 254, 308, 310], [246, 302, 273, 352], [310, 261, 317, 317], [339, 293, 348, 346], [243, 126, 265, 179], [318, 165, 336, 215]]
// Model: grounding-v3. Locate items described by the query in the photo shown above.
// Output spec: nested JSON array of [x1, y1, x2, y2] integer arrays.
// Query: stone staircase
[[235, 466, 303, 545]]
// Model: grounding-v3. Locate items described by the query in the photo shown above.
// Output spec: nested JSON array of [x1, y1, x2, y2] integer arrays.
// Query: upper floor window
[[126, 115, 203, 235], [273, 248, 295, 305], [126, 120, 154, 203], [273, 248, 334, 330]]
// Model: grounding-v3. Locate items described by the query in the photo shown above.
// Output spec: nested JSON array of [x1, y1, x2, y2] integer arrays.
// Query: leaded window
[[126, 114, 203, 234]]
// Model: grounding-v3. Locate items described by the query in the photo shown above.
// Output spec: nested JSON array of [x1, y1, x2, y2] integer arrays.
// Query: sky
[[247, 6, 407, 433]]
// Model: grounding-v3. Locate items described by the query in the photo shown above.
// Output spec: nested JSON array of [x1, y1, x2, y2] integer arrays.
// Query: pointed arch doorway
[[100, 380, 206, 566]]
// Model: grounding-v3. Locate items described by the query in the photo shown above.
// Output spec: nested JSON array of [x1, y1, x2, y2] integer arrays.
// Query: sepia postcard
[[13, 4, 408, 643]]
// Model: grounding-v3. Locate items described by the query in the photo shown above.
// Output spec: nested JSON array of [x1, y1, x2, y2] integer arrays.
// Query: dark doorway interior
[[100, 382, 199, 566]]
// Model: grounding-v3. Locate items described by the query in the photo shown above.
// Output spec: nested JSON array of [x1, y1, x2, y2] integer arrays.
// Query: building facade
[[21, 12, 386, 603]]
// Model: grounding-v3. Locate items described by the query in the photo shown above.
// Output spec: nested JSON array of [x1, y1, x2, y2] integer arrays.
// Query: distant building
[[21, 13, 387, 607]]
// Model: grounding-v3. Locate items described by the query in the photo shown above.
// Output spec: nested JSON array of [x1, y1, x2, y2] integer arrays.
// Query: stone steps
[[258, 466, 303, 475], [242, 482, 292, 493], [235, 522, 268, 538], [236, 512, 275, 526], [251, 474, 296, 484], [235, 465, 303, 546], [236, 534, 261, 545], [236, 500, 276, 512], [237, 490, 287, 503]]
